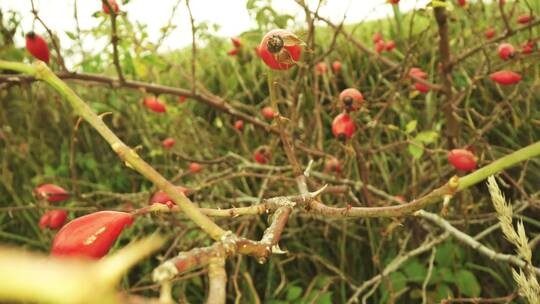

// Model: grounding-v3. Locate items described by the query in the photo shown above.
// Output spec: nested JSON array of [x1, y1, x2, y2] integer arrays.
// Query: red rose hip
[[162, 138, 175, 149], [332, 61, 342, 74], [490, 70, 522, 85], [102, 0, 119, 14], [261, 106, 275, 120], [51, 211, 134, 259], [143, 96, 167, 113], [339, 88, 364, 112], [257, 29, 303, 70], [189, 162, 203, 174], [149, 186, 190, 207], [34, 184, 70, 203], [234, 120, 244, 130], [332, 113, 356, 141], [39, 210, 68, 230], [25, 32, 50, 63], [447, 149, 477, 171], [485, 28, 496, 39], [254, 147, 272, 164], [498, 43, 515, 60]]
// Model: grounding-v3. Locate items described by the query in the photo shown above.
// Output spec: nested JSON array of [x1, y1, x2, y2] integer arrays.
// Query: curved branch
[[206, 256, 226, 304]]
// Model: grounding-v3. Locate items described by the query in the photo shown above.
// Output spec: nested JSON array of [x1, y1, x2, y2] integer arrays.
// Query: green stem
[[458, 141, 540, 190], [0, 60, 227, 241]]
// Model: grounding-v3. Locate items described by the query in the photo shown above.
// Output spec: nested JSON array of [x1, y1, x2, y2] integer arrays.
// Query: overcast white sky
[[2, 0, 430, 52]]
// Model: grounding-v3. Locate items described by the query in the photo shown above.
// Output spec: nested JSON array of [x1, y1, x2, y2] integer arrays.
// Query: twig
[[294, 0, 444, 92], [421, 248, 436, 304], [0, 71, 329, 158], [206, 256, 226, 304], [347, 232, 449, 303], [102, 0, 124, 82], [186, 0, 196, 94], [418, 210, 540, 276], [434, 4, 459, 147]]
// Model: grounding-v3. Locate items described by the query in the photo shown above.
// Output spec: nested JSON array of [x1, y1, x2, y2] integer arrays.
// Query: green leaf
[[415, 131, 438, 144], [286, 286, 302, 301], [455, 270, 481, 297], [403, 260, 427, 283], [65, 31, 77, 40], [316, 292, 333, 304], [405, 120, 417, 133], [436, 283, 454, 302], [387, 124, 400, 131], [380, 272, 408, 303], [435, 242, 457, 268], [408, 141, 424, 159], [430, 1, 449, 8]]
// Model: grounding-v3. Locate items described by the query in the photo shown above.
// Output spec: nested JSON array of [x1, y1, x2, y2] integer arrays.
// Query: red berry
[[231, 37, 241, 48], [143, 96, 167, 113], [498, 43, 515, 60], [388, 0, 399, 4], [332, 61, 342, 74], [39, 210, 68, 230], [339, 88, 364, 112], [521, 41, 535, 54], [415, 82, 430, 93], [324, 157, 342, 173], [385, 40, 396, 51], [254, 147, 272, 165], [261, 106, 275, 120], [315, 62, 328, 74], [162, 138, 175, 149], [257, 29, 303, 70], [227, 48, 239, 56], [102, 0, 119, 14], [51, 211, 134, 259], [447, 149, 477, 171], [25, 32, 50, 63], [408, 67, 428, 79], [375, 40, 386, 53], [517, 15, 532, 24], [485, 28, 496, 39], [178, 96, 187, 103], [189, 162, 203, 174], [489, 70, 522, 85], [332, 113, 356, 140], [373, 32, 383, 44], [34, 184, 70, 203], [234, 120, 244, 131], [149, 186, 190, 206], [457, 0, 467, 7]]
